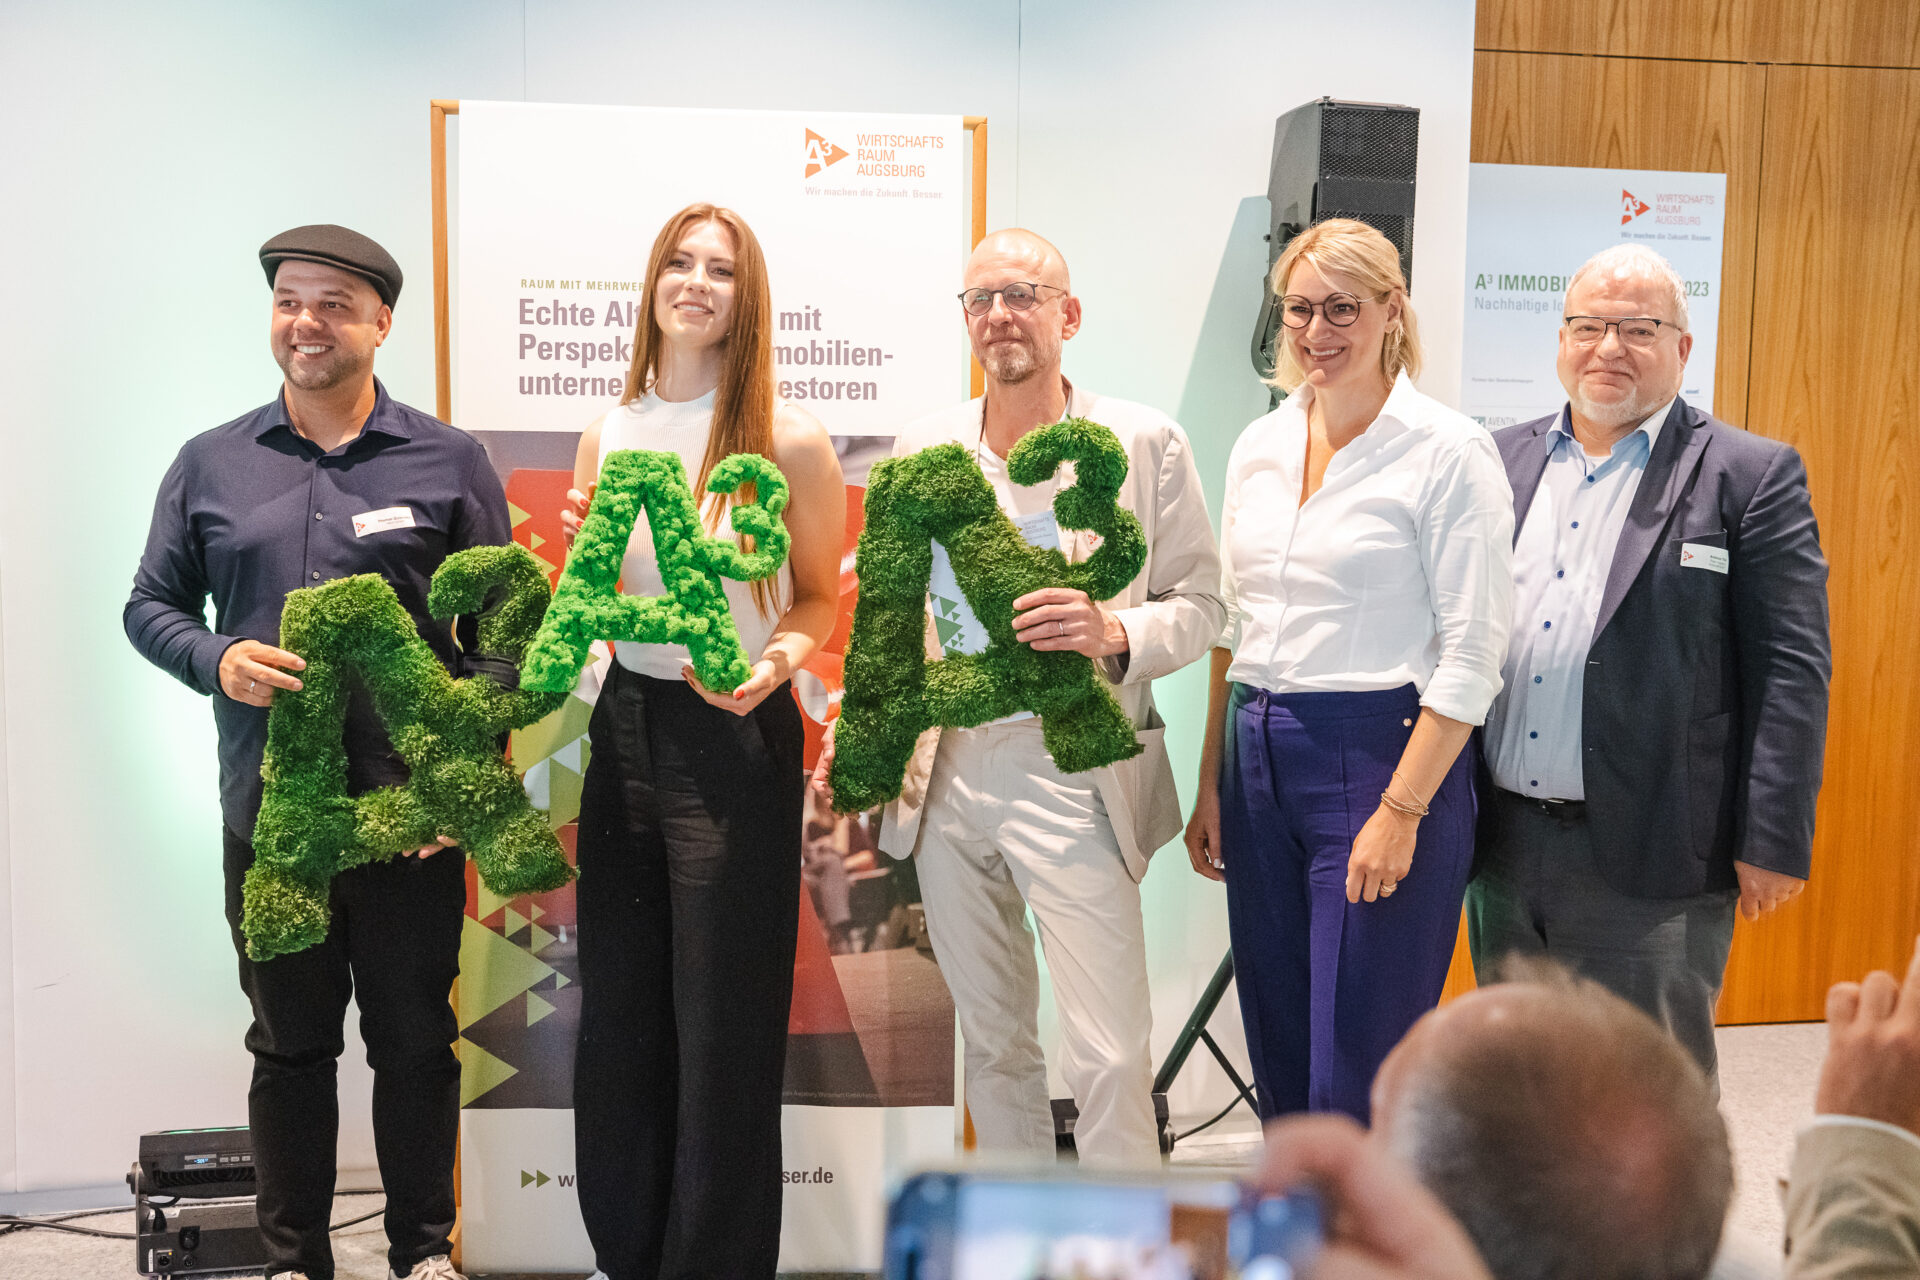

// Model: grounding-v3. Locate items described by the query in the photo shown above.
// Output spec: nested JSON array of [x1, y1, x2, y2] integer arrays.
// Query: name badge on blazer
[[1680, 542, 1729, 574]]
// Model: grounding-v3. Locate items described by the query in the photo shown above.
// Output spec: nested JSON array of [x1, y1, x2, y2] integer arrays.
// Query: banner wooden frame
[[429, 99, 991, 421]]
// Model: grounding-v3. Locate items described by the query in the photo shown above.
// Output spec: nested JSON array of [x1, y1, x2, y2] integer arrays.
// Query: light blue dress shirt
[[1486, 400, 1675, 799]]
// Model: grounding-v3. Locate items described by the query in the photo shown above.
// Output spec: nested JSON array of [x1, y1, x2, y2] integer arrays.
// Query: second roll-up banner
[[446, 100, 970, 1274], [1460, 162, 1727, 428]]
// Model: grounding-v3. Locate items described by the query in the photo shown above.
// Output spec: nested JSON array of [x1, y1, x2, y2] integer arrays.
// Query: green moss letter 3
[[520, 449, 790, 695]]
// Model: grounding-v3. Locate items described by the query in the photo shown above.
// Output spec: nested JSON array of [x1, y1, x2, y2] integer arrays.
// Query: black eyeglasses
[[1563, 316, 1676, 349], [1278, 292, 1385, 328], [957, 282, 1067, 316]]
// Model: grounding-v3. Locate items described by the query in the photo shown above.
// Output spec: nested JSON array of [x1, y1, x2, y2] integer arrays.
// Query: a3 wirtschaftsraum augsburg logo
[[802, 126, 947, 197]]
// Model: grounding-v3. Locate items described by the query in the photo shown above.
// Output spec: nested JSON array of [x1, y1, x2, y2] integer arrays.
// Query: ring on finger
[[1379, 881, 1398, 896], [1057, 620, 1066, 638]]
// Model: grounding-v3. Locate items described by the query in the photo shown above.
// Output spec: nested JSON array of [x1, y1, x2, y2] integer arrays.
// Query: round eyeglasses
[[1563, 316, 1676, 349], [1278, 292, 1384, 328], [957, 282, 1067, 316]]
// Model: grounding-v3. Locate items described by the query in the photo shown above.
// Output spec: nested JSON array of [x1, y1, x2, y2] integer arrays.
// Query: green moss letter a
[[520, 449, 790, 695], [828, 418, 1148, 813], [246, 544, 572, 961]]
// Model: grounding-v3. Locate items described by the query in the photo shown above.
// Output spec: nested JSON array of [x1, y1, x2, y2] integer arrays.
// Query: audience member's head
[[1370, 960, 1733, 1280]]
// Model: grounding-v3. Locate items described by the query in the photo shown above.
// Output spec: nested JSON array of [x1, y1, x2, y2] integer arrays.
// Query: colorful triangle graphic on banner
[[788, 882, 857, 1035], [458, 1036, 519, 1106]]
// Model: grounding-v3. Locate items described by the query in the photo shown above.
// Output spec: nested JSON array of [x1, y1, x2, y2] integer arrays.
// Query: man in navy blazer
[[1471, 244, 1830, 1083]]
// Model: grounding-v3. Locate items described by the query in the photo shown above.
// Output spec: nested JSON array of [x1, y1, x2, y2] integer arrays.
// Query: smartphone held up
[[883, 1168, 1323, 1280]]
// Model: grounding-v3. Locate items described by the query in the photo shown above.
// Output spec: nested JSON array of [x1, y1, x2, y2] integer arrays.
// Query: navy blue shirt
[[125, 380, 512, 834]]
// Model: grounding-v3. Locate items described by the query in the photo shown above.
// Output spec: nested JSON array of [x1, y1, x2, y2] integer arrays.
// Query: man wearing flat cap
[[126, 225, 509, 1280]]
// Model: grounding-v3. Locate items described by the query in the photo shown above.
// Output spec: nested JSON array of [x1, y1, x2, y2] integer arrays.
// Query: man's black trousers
[[222, 826, 464, 1280]]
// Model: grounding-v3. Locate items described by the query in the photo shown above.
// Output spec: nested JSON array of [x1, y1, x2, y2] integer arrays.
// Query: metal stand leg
[[1152, 950, 1260, 1141]]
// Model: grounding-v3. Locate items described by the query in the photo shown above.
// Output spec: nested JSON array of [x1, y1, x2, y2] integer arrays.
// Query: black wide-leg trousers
[[222, 826, 464, 1280], [572, 664, 804, 1280]]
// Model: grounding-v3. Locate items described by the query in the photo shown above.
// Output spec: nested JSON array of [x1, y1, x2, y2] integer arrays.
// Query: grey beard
[[982, 344, 1039, 384], [1571, 385, 1667, 430]]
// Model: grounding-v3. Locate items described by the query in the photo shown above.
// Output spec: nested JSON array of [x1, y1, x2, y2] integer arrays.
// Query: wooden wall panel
[[1439, 913, 1475, 1004], [1471, 50, 1765, 422], [1715, 64, 1920, 1022], [1746, 0, 1920, 66], [1477, 0, 1745, 62], [1477, 0, 1920, 67]]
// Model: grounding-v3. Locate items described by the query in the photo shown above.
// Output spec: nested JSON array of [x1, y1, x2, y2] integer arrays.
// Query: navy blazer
[[1491, 398, 1831, 898]]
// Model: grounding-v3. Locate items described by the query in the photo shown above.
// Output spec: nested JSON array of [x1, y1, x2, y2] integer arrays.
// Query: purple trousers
[[1220, 683, 1476, 1123]]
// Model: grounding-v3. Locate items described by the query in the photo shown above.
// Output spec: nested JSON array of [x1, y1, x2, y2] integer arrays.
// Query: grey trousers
[[1465, 788, 1739, 1085]]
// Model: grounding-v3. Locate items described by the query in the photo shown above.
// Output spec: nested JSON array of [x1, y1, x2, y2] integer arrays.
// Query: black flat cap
[[259, 224, 403, 307]]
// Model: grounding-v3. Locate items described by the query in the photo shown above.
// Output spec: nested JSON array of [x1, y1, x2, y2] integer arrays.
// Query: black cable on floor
[[1173, 1093, 1250, 1143], [327, 1205, 386, 1231], [0, 1217, 137, 1239], [0, 1189, 386, 1240]]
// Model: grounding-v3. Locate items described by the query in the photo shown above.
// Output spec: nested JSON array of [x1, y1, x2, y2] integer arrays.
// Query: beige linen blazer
[[875, 383, 1225, 882], [1782, 1120, 1920, 1279]]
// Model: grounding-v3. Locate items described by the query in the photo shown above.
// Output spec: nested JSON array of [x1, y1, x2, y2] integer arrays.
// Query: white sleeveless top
[[596, 390, 791, 679]]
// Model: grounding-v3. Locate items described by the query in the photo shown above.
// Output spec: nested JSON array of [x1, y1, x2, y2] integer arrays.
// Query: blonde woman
[[1185, 219, 1513, 1122], [560, 203, 843, 1279]]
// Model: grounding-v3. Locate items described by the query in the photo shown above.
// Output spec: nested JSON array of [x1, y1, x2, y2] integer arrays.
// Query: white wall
[[0, 0, 1472, 1191], [0, 564, 14, 1192]]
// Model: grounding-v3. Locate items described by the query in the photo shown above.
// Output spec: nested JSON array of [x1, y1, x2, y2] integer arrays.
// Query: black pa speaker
[[1253, 97, 1420, 377]]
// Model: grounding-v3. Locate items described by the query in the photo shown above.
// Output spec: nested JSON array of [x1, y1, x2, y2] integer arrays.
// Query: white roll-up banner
[[449, 100, 969, 1274], [1462, 163, 1727, 428]]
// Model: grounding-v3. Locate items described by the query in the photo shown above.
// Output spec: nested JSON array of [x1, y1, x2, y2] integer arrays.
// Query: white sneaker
[[390, 1257, 465, 1280]]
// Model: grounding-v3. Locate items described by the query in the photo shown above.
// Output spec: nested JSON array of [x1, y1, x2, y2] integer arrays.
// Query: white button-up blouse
[[1219, 373, 1516, 726]]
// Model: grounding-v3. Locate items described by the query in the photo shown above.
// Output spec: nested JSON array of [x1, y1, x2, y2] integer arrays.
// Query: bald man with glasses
[[816, 228, 1222, 1166], [1472, 243, 1831, 1085]]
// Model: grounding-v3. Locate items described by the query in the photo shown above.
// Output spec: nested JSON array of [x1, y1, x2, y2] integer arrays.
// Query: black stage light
[[128, 1127, 267, 1276]]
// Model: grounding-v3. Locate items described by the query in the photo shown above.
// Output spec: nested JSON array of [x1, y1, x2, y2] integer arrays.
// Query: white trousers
[[915, 720, 1159, 1168]]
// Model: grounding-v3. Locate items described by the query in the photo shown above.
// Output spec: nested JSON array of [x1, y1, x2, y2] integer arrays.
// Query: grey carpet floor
[[0, 1022, 1826, 1278]]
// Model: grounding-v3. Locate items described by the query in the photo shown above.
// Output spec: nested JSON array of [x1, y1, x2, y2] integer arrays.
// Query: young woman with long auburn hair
[[558, 202, 844, 1280]]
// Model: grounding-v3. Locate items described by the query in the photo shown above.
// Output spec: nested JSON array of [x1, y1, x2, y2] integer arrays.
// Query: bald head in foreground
[[1370, 961, 1733, 1280]]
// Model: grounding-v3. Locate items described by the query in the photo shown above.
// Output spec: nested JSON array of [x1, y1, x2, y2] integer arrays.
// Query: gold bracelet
[[1379, 790, 1427, 818], [1381, 771, 1431, 817]]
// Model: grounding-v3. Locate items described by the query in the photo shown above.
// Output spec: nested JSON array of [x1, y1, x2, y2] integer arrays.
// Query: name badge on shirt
[[351, 506, 417, 537], [1680, 542, 1729, 574]]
